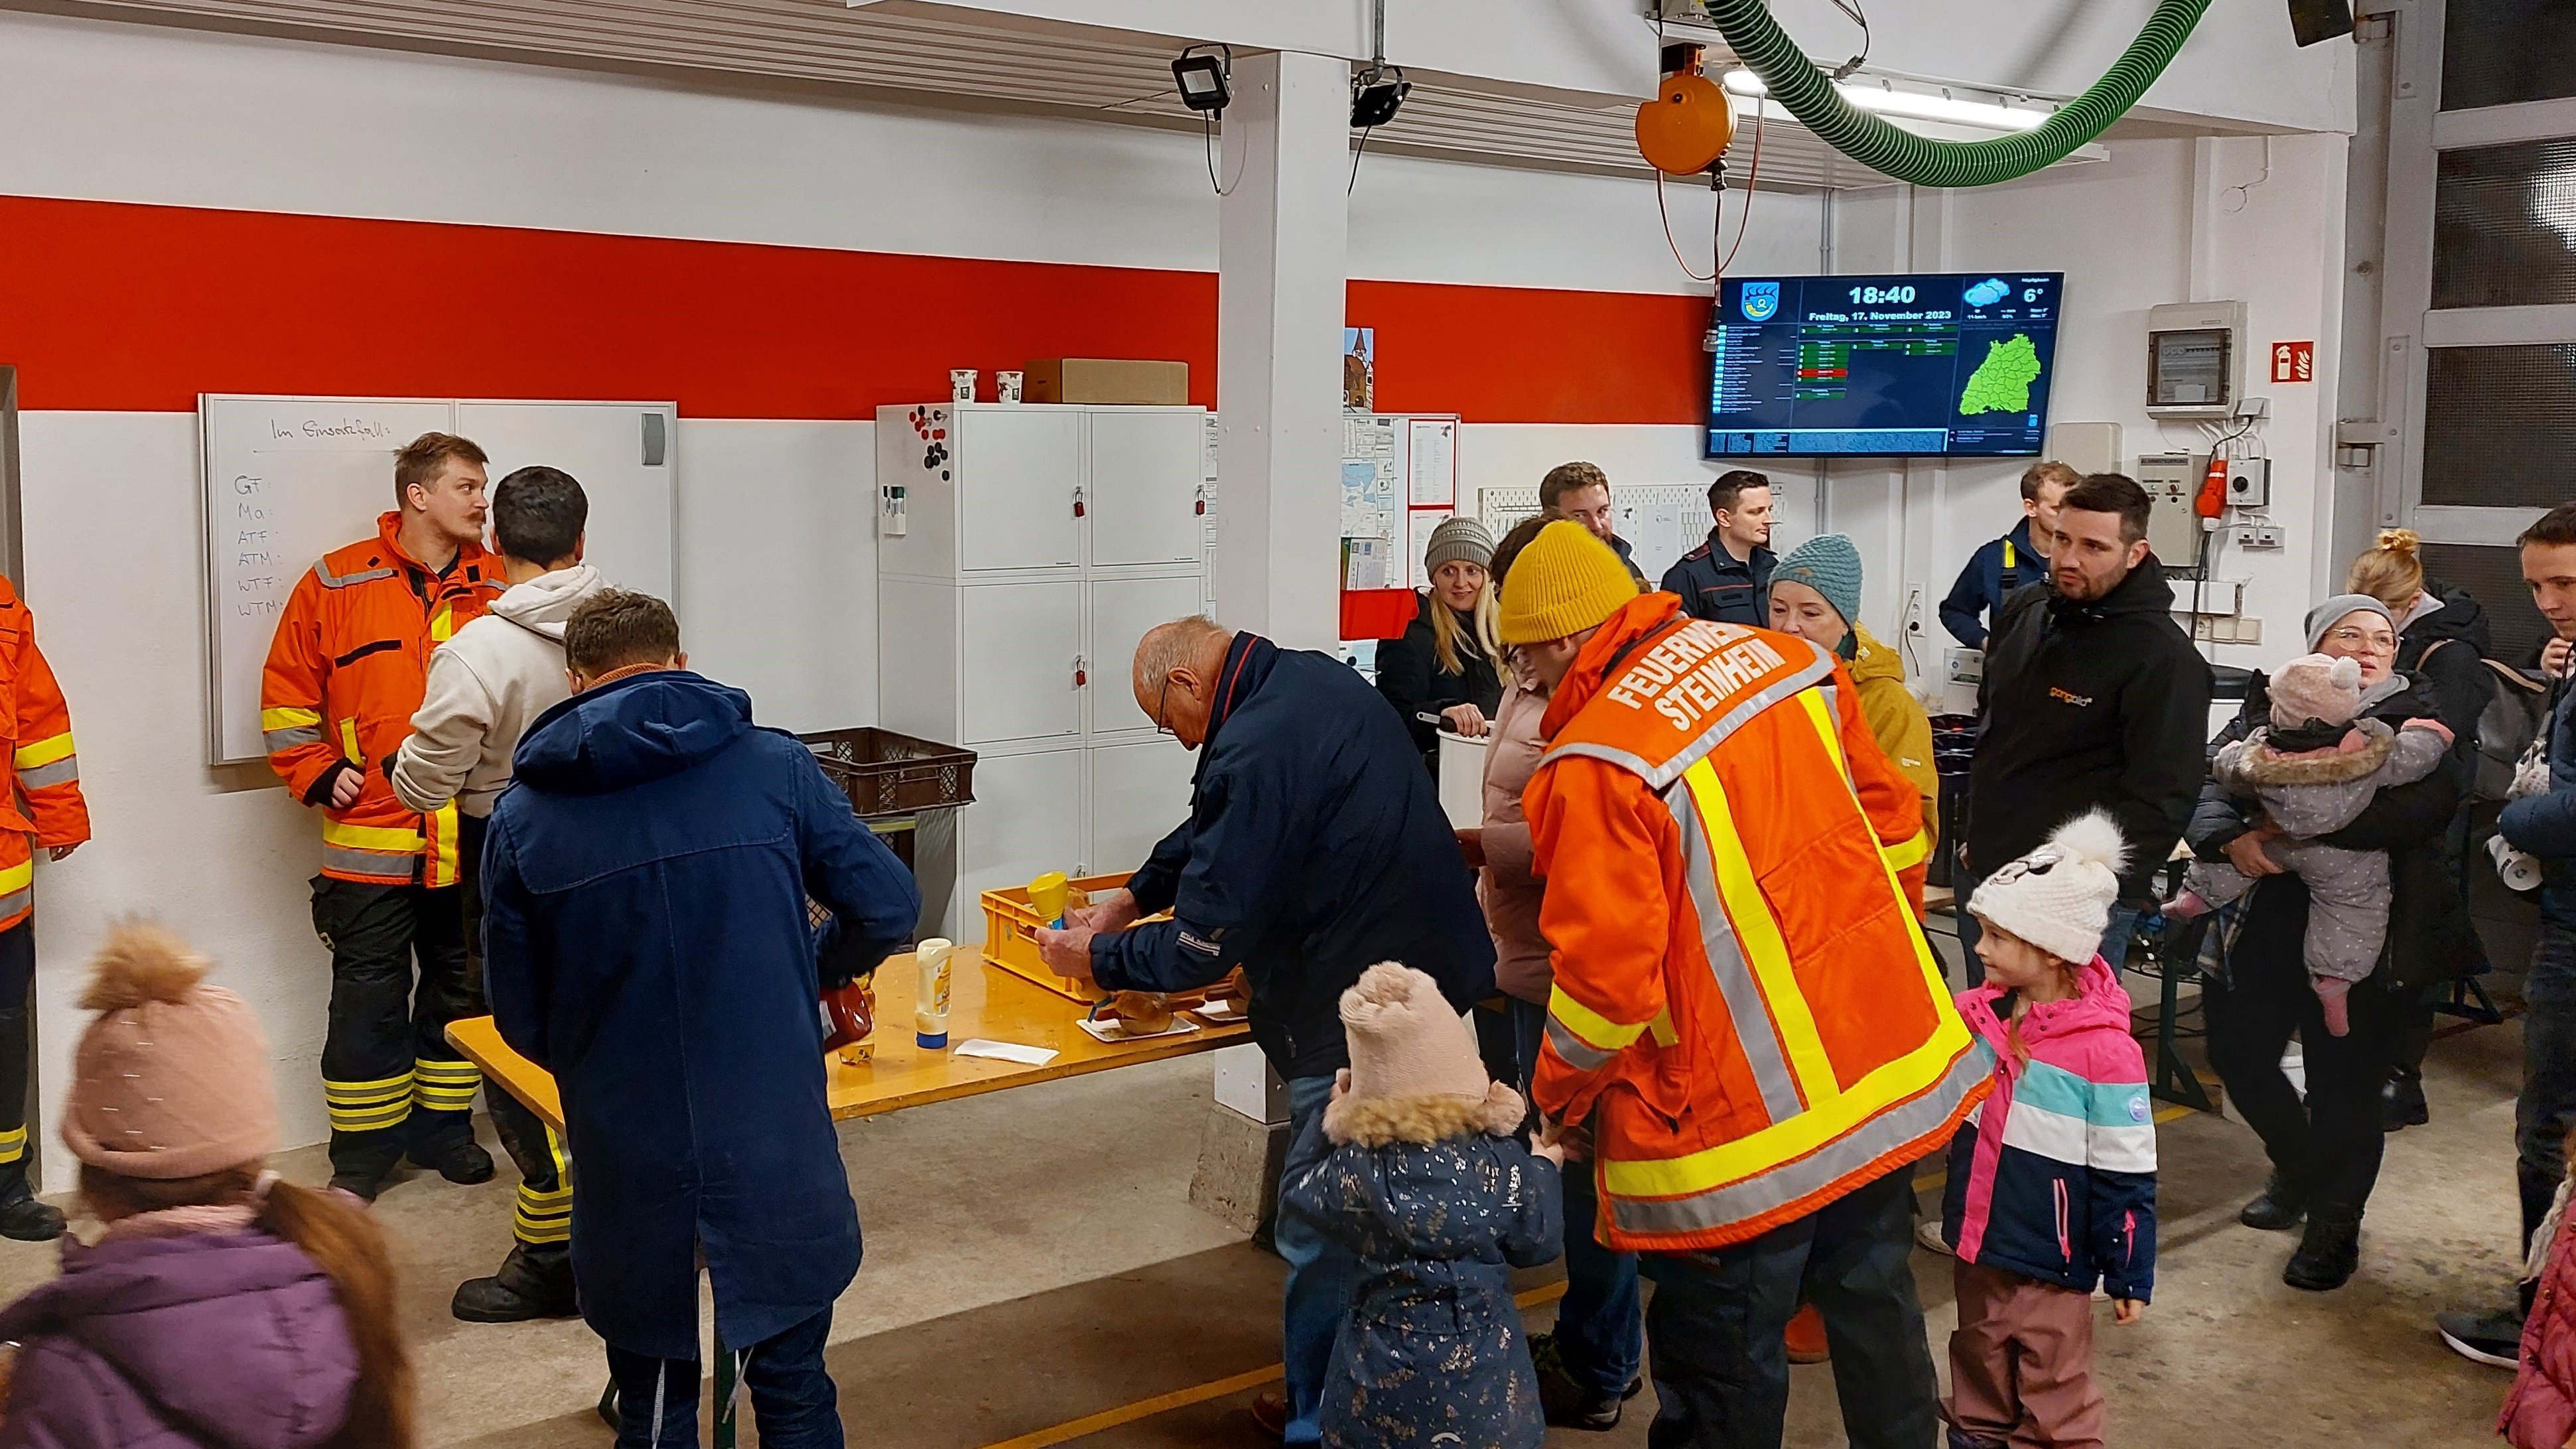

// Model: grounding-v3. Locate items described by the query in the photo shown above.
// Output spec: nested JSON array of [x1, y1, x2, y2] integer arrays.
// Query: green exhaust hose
[[1700, 0, 2212, 187]]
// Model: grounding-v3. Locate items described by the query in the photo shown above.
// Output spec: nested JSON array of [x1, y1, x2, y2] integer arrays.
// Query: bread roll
[[1115, 991, 1175, 1035]]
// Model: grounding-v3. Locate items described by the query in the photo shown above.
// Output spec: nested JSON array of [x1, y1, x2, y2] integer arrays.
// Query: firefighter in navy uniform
[[1661, 470, 1778, 625], [0, 576, 89, 1240], [1938, 460, 2079, 649], [262, 432, 504, 1200]]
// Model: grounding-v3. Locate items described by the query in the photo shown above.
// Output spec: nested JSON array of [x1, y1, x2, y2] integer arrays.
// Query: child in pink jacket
[[1936, 813, 2158, 1449]]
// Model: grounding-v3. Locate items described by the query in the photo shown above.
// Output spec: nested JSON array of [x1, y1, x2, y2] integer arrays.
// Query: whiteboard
[[201, 395, 678, 766]]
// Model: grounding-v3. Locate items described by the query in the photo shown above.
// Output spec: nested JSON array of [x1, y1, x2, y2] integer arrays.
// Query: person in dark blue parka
[[1034, 615, 1495, 1446], [482, 589, 917, 1449]]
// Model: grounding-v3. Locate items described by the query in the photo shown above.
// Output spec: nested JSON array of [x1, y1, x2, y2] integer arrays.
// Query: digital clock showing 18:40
[[1848, 285, 1918, 305]]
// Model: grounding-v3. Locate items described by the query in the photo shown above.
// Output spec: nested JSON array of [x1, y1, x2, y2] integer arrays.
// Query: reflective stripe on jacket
[[0, 577, 89, 931], [261, 513, 500, 887], [1525, 592, 1986, 1253]]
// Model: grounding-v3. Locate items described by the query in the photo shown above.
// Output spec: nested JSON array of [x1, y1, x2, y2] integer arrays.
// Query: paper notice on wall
[[1344, 537, 1392, 590], [1406, 419, 1457, 508], [1341, 461, 1396, 541], [1404, 508, 1454, 588], [1345, 415, 1398, 461]]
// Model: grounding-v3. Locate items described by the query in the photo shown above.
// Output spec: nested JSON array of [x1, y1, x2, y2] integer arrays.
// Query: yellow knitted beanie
[[1497, 521, 1640, 645]]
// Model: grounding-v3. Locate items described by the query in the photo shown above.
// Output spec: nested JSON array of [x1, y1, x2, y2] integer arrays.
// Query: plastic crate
[[981, 872, 1226, 1009], [801, 728, 976, 819]]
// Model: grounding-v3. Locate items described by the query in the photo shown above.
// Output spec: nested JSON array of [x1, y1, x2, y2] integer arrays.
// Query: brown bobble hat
[[62, 924, 278, 1179]]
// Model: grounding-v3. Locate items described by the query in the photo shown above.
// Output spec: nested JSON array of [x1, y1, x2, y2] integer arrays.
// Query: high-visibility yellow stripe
[[324, 1071, 414, 1101], [431, 606, 456, 643], [262, 706, 322, 731], [322, 821, 425, 853], [414, 1061, 482, 1081], [327, 1101, 413, 1133], [13, 732, 74, 770], [338, 719, 362, 764], [1680, 756, 1840, 1109], [1648, 1007, 1680, 1048], [1546, 983, 1647, 1054], [428, 799, 461, 889], [326, 1082, 415, 1107], [1797, 691, 1929, 874], [1793, 695, 1956, 1010], [0, 1126, 27, 1164], [545, 1126, 571, 1184], [0, 861, 33, 898]]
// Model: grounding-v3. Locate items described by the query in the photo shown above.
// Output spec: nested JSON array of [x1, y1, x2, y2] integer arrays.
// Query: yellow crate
[[979, 872, 1231, 1013]]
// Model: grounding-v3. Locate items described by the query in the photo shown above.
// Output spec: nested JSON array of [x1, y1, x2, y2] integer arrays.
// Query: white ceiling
[[17, 0, 2089, 190]]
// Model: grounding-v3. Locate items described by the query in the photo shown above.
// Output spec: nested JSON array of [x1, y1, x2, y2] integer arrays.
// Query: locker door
[[952, 748, 1089, 935], [958, 409, 1083, 572], [1087, 574, 1207, 736], [1087, 410, 1205, 567], [1089, 738, 1195, 877], [958, 580, 1084, 744]]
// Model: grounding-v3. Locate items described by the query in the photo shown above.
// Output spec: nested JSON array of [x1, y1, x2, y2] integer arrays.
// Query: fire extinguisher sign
[[2271, 340, 2315, 383]]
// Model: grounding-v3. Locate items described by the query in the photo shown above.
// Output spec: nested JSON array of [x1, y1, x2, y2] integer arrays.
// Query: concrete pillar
[[1213, 46, 1350, 653], [1191, 47, 1350, 1238]]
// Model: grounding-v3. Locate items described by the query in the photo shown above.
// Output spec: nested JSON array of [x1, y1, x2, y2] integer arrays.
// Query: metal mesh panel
[[2423, 344, 2576, 507], [2435, 139, 2576, 308], [2444, 0, 2576, 111], [2421, 541, 2552, 665]]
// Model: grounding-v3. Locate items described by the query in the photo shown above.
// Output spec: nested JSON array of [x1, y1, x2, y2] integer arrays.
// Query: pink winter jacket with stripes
[[1935, 958, 2159, 1301]]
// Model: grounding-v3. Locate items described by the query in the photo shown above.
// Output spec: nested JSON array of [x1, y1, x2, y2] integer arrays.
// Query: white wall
[[0, 9, 1829, 1178], [1824, 132, 2352, 684]]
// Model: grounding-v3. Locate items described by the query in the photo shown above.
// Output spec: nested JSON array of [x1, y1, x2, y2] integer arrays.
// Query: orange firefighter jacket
[[0, 577, 89, 932], [1526, 592, 1988, 1253], [261, 513, 501, 888]]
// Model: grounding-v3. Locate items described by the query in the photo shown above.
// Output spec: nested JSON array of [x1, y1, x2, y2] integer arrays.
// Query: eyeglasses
[[2326, 626, 2397, 652], [1152, 673, 1176, 736]]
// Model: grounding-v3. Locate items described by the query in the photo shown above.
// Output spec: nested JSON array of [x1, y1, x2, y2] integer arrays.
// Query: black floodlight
[[1172, 46, 1231, 113], [1351, 64, 1410, 128]]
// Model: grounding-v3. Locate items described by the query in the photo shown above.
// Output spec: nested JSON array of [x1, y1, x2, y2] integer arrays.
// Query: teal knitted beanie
[[1770, 533, 1864, 630]]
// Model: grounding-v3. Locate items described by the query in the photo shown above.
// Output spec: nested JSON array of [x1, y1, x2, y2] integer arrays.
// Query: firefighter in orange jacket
[[263, 432, 504, 1200], [0, 576, 88, 1241], [1501, 521, 1985, 1449]]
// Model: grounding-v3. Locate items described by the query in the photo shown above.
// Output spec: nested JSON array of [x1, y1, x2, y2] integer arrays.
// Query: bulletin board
[[1339, 412, 1461, 641], [1475, 483, 1716, 586]]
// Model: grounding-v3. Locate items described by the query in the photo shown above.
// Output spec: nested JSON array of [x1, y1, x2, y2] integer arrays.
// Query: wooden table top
[[447, 950, 1253, 1135]]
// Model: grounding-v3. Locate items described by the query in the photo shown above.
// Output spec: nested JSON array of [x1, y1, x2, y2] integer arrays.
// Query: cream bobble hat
[[1967, 812, 2132, 967], [62, 924, 278, 1180], [1322, 963, 1525, 1145]]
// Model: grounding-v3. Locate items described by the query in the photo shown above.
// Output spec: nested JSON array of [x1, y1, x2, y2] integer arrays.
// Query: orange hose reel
[[1636, 47, 1737, 175]]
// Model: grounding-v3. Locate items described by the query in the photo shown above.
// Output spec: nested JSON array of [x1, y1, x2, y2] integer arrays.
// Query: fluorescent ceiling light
[[1720, 69, 2051, 133]]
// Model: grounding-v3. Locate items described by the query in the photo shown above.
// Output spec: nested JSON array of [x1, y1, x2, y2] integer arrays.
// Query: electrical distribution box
[[2145, 300, 2248, 421], [2225, 457, 2272, 508], [2136, 452, 2203, 567]]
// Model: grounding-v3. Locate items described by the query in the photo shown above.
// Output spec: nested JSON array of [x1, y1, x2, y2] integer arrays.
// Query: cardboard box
[[1023, 358, 1189, 405]]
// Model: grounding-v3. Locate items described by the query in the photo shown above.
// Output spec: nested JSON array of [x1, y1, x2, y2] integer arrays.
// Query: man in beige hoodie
[[391, 464, 608, 1324]]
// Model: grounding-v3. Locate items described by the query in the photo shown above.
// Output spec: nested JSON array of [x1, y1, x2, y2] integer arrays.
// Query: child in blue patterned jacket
[[1935, 812, 2158, 1449]]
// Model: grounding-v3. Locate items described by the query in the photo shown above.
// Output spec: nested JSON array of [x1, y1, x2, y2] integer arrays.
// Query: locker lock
[[1194, 485, 1207, 517], [1073, 656, 1088, 688], [1072, 486, 1086, 519]]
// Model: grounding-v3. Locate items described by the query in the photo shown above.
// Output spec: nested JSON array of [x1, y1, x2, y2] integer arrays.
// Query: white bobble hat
[[1968, 811, 2131, 966]]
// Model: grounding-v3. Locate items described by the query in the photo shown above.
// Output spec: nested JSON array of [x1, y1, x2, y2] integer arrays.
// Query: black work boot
[[2239, 1171, 2307, 1231], [0, 1170, 62, 1243], [2284, 1215, 2362, 1291], [2382, 1070, 2430, 1132], [452, 1241, 578, 1323], [407, 1129, 496, 1186]]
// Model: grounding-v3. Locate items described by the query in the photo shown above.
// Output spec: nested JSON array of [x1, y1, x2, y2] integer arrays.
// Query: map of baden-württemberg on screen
[[1959, 333, 2043, 415]]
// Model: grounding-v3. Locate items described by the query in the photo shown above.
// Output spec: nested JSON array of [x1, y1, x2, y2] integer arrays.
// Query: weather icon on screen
[[1963, 277, 2011, 307]]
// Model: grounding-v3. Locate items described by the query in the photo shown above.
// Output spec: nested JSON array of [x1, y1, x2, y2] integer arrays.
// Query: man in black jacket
[[1964, 472, 2213, 981], [1036, 614, 1494, 1446]]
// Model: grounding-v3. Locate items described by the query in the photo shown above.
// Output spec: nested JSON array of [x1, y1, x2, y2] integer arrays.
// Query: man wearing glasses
[[1033, 614, 1495, 1446], [1961, 472, 2213, 983]]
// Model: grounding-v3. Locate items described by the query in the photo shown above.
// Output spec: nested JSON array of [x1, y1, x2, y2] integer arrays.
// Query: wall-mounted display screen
[[1705, 271, 2065, 458]]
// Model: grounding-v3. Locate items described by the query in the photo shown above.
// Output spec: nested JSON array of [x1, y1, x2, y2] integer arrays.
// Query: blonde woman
[[1376, 517, 1507, 773], [2344, 527, 2494, 1135]]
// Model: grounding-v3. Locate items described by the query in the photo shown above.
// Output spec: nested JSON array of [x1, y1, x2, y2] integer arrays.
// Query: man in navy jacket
[[484, 589, 917, 1449], [1940, 460, 2078, 648], [1038, 614, 1494, 1445]]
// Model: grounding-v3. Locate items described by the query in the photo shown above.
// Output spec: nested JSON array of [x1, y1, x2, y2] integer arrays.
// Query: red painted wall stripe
[[0, 194, 1708, 425]]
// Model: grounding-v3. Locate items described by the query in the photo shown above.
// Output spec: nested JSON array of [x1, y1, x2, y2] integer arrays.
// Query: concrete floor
[[0, 928, 2543, 1448]]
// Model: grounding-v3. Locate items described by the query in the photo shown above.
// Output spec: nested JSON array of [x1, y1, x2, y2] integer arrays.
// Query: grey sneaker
[[2436, 1308, 2524, 1369], [1916, 1217, 1955, 1256]]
